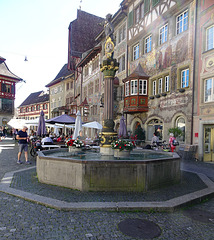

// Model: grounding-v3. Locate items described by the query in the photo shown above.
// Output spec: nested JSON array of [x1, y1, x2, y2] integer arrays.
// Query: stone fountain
[[36, 14, 181, 192]]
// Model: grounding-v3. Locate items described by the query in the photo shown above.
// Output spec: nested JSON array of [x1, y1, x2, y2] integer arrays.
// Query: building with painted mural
[[18, 91, 49, 120], [120, 0, 196, 144], [0, 56, 22, 126], [193, 0, 214, 161]]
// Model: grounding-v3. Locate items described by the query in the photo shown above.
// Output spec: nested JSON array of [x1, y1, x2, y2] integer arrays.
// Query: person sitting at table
[[41, 134, 54, 145], [77, 130, 84, 141]]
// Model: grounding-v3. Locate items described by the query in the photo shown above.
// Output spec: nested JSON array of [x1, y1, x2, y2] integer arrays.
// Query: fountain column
[[99, 15, 119, 155]]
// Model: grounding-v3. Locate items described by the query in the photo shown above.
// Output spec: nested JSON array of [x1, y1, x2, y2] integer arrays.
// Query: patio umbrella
[[82, 121, 102, 130], [119, 115, 127, 137], [7, 118, 26, 129], [37, 110, 46, 137], [72, 110, 82, 140], [46, 114, 75, 124]]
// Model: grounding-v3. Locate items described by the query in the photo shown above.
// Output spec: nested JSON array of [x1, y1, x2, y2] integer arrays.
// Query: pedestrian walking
[[169, 133, 176, 152], [16, 126, 31, 164]]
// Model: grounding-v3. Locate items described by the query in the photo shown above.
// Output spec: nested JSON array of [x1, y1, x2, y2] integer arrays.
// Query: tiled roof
[[45, 64, 73, 87], [0, 60, 22, 81], [19, 91, 49, 107], [122, 64, 150, 82], [69, 10, 104, 58]]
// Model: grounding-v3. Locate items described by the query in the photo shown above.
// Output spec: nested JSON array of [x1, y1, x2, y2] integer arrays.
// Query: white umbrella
[[72, 110, 82, 140], [25, 118, 40, 126], [7, 118, 26, 129], [82, 121, 102, 130]]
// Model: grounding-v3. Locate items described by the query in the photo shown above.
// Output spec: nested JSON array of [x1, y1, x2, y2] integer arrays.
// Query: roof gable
[[19, 91, 49, 107]]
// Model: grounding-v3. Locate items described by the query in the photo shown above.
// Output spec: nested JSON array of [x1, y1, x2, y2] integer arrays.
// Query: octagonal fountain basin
[[37, 148, 181, 192]]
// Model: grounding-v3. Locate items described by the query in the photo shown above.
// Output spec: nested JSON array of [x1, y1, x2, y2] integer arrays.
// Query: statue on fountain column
[[102, 14, 115, 59]]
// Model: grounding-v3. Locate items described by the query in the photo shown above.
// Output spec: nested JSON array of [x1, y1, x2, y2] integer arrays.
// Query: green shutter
[[152, 0, 159, 7], [128, 10, 133, 28], [144, 0, 150, 14]]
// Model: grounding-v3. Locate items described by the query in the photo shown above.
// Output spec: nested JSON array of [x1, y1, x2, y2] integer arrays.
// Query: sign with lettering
[[160, 96, 188, 109]]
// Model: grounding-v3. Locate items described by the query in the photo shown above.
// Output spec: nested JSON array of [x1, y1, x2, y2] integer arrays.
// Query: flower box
[[68, 146, 80, 153], [114, 149, 130, 158]]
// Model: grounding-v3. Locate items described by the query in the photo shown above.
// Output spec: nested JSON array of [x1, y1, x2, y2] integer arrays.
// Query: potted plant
[[66, 139, 84, 152], [111, 139, 135, 158]]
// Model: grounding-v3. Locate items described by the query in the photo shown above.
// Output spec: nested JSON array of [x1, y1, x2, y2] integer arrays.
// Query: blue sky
[[0, 0, 122, 107]]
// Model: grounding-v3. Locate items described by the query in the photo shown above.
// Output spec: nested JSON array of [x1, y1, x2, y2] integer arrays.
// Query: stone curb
[[0, 167, 214, 212]]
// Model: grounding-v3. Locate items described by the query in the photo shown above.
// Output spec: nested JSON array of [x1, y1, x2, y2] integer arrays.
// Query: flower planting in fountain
[[111, 139, 135, 151], [66, 139, 84, 148]]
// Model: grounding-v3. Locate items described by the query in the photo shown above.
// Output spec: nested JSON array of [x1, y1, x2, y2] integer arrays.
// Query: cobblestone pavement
[[0, 138, 214, 240]]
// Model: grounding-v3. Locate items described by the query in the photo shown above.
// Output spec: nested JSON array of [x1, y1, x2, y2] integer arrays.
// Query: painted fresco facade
[[120, 0, 196, 144], [193, 0, 214, 161]]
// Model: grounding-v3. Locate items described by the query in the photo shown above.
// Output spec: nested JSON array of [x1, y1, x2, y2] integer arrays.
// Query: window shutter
[[144, 0, 150, 14], [128, 10, 134, 28]]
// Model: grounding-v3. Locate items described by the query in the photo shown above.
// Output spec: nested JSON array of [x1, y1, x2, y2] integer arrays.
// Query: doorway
[[204, 125, 214, 162]]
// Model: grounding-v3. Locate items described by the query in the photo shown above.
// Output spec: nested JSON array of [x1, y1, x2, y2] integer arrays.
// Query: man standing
[[16, 126, 31, 164]]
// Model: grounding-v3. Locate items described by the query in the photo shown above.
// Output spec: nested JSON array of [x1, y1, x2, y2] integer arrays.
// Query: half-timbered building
[[0, 56, 22, 126]]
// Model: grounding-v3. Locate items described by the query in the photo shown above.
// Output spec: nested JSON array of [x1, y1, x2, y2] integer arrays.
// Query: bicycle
[[30, 137, 42, 157]]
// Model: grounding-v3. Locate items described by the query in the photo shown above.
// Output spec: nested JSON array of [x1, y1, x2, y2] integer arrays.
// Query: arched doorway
[[147, 119, 163, 141], [175, 116, 185, 142]]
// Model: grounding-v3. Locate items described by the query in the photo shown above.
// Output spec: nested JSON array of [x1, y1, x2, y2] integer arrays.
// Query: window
[[118, 54, 125, 73], [131, 80, 138, 95], [181, 68, 189, 88], [140, 2, 144, 19], [92, 58, 99, 71], [118, 24, 126, 43], [145, 35, 152, 53], [36, 105, 40, 111], [152, 81, 156, 95], [66, 83, 69, 91], [85, 67, 89, 77], [88, 82, 94, 95], [71, 81, 73, 89], [206, 25, 214, 51], [135, 6, 140, 23], [1, 83, 11, 93], [158, 78, 163, 94], [165, 76, 169, 92], [43, 104, 47, 110], [139, 80, 147, 95], [95, 79, 99, 92], [125, 82, 129, 96], [83, 86, 87, 99], [204, 78, 214, 102], [152, 0, 159, 7], [144, 0, 150, 14], [176, 10, 188, 34], [133, 43, 140, 60], [159, 24, 168, 45], [58, 97, 62, 107]]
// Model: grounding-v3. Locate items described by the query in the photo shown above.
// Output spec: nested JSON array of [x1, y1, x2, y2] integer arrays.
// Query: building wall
[[18, 102, 49, 120], [82, 53, 103, 123], [49, 82, 65, 117], [124, 0, 195, 143], [193, 0, 214, 160]]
